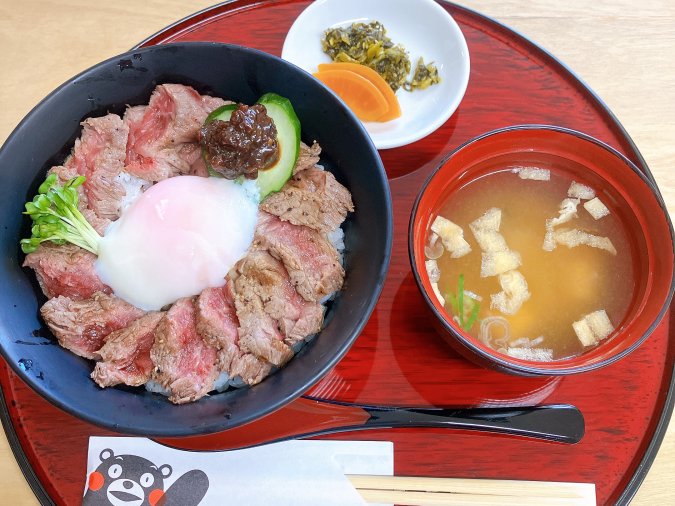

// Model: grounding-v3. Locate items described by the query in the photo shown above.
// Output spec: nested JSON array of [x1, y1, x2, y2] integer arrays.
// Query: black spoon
[[341, 401, 585, 444], [156, 397, 584, 451]]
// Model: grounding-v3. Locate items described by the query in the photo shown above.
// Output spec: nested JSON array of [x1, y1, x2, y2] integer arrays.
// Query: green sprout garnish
[[445, 274, 481, 332], [20, 174, 102, 255]]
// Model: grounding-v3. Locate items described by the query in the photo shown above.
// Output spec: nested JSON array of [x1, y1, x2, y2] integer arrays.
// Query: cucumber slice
[[205, 103, 237, 124], [201, 95, 301, 200], [255, 93, 301, 200]]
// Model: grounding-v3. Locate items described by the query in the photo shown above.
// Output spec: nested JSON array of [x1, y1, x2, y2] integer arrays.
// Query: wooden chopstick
[[347, 475, 596, 506], [355, 489, 592, 505]]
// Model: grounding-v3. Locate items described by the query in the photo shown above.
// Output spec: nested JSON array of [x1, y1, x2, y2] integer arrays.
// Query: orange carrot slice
[[312, 69, 390, 122], [318, 62, 402, 121]]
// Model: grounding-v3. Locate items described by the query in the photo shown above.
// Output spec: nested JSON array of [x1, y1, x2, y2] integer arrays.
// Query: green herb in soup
[[443, 274, 482, 332]]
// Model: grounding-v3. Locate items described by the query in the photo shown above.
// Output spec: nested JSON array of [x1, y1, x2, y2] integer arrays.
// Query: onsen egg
[[95, 176, 259, 310]]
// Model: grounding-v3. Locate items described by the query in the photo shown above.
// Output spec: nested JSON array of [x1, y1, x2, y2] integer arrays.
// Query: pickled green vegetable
[[322, 21, 411, 92], [404, 57, 441, 92]]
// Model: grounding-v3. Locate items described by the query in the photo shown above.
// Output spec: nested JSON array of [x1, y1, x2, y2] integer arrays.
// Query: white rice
[[213, 372, 230, 392], [318, 225, 346, 305], [115, 172, 152, 213], [326, 226, 345, 266], [229, 376, 247, 389], [144, 379, 171, 395], [240, 178, 261, 202]]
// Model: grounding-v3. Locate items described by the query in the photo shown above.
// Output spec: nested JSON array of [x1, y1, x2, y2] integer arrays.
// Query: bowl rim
[[0, 41, 393, 436], [408, 124, 675, 375]]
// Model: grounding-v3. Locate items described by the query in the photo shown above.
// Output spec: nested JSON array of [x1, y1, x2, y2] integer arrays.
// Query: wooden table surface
[[0, 0, 673, 504]]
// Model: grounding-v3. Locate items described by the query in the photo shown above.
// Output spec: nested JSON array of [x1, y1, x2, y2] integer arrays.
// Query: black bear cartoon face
[[83, 449, 172, 506]]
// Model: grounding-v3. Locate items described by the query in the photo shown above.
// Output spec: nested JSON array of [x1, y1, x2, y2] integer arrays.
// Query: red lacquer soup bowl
[[409, 125, 675, 376]]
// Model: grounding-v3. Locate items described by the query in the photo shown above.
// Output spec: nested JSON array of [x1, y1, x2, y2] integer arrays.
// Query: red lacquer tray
[[2, 2, 673, 505]]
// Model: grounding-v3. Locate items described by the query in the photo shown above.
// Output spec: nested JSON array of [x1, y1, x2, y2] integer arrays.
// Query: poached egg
[[95, 176, 258, 310]]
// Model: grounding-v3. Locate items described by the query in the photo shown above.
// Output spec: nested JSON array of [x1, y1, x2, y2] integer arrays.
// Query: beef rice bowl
[[0, 43, 391, 435]]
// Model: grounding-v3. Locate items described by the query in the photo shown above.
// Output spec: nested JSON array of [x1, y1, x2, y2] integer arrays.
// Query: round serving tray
[[2, 2, 673, 505]]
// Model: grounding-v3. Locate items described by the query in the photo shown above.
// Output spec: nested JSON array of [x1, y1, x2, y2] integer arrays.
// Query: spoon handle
[[156, 398, 584, 451], [356, 403, 584, 444]]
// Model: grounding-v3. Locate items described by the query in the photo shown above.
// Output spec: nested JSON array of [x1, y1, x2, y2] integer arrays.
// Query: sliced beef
[[124, 85, 228, 182], [188, 155, 209, 178], [195, 282, 273, 385], [254, 211, 345, 302], [213, 341, 239, 380], [196, 282, 239, 372], [122, 105, 147, 152], [202, 95, 228, 113], [196, 282, 239, 350], [292, 141, 321, 175], [80, 209, 112, 236], [236, 251, 323, 347], [235, 293, 293, 367], [65, 114, 128, 220], [232, 252, 294, 366], [228, 353, 272, 386], [260, 165, 353, 233], [151, 298, 219, 404], [23, 242, 111, 300], [48, 165, 111, 235], [91, 311, 165, 388], [41, 293, 146, 359]]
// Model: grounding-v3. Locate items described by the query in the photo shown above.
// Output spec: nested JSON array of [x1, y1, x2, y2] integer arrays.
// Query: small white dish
[[282, 0, 470, 150]]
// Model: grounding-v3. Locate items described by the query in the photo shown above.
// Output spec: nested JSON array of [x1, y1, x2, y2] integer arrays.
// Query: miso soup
[[425, 167, 634, 360]]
